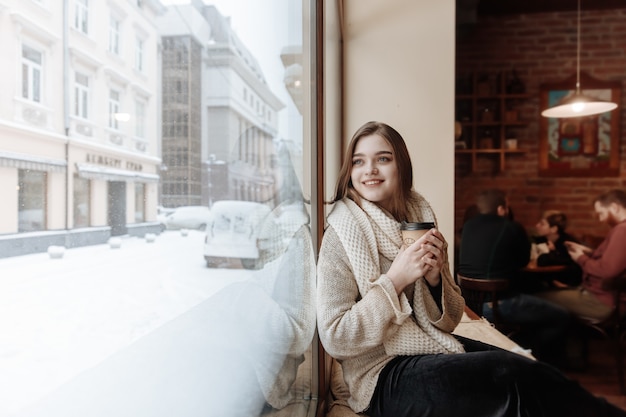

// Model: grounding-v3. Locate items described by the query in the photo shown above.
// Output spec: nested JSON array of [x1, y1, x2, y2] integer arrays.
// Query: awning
[[76, 163, 159, 183], [0, 151, 67, 172]]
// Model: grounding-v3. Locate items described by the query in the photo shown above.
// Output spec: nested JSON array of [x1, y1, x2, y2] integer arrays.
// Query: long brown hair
[[332, 121, 413, 221]]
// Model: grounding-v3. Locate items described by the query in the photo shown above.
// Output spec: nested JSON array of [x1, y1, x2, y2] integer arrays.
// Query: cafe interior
[[454, 0, 625, 239], [453, 0, 626, 408]]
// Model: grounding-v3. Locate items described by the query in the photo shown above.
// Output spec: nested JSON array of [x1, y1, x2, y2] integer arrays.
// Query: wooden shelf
[[455, 71, 530, 173]]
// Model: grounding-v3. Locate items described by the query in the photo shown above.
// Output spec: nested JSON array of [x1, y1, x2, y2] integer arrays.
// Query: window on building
[[18, 169, 46, 232], [74, 0, 88, 34], [134, 183, 145, 222], [21, 44, 42, 103], [74, 71, 89, 119], [109, 16, 120, 55], [73, 175, 90, 228], [135, 99, 145, 138], [109, 89, 120, 129], [135, 36, 144, 72]]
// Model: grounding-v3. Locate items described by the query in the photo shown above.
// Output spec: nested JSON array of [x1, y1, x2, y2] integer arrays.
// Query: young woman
[[316, 121, 626, 417], [533, 210, 582, 287]]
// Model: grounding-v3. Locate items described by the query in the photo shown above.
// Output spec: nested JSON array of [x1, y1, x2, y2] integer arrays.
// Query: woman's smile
[[350, 134, 399, 212]]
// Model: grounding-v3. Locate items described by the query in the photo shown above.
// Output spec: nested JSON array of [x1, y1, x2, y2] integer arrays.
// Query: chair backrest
[[457, 275, 509, 327]]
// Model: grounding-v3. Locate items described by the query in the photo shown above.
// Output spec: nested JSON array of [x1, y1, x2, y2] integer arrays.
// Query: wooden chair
[[576, 273, 626, 394], [457, 274, 510, 331]]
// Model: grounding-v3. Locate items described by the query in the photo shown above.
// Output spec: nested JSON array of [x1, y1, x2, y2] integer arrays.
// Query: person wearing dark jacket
[[532, 210, 583, 287], [458, 189, 571, 366]]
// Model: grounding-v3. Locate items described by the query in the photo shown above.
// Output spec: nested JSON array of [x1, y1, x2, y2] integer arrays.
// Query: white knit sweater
[[316, 193, 465, 413]]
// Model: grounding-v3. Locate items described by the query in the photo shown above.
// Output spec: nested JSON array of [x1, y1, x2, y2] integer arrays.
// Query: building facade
[[0, 0, 165, 257], [157, 1, 284, 208]]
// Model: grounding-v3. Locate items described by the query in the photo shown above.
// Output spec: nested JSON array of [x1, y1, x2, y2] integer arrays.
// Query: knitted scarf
[[328, 191, 464, 356]]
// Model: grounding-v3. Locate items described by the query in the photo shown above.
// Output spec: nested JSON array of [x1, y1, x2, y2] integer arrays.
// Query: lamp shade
[[541, 92, 618, 118]]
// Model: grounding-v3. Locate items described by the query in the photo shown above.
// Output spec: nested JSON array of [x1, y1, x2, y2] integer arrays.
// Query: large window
[[21, 44, 42, 103], [1, 1, 320, 416], [18, 169, 46, 232]]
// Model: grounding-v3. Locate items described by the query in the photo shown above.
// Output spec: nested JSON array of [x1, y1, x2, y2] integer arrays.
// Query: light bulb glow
[[572, 102, 585, 113]]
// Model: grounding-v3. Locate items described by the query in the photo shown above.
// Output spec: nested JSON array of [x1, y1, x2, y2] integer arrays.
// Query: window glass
[[22, 44, 42, 103], [74, 0, 88, 34], [135, 99, 145, 138], [0, 1, 317, 416], [18, 169, 46, 232], [108, 89, 120, 129], [109, 16, 120, 55], [73, 175, 90, 227], [134, 182, 145, 222], [135, 36, 144, 72], [74, 72, 89, 118]]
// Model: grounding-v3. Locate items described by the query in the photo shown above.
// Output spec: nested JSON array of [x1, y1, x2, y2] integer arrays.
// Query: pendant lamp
[[541, 0, 618, 118]]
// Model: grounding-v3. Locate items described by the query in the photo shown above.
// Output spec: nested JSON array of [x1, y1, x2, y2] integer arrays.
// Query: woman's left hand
[[421, 229, 445, 286]]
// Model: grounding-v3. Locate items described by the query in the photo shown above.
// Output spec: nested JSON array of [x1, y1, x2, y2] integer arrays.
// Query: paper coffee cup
[[400, 221, 435, 247]]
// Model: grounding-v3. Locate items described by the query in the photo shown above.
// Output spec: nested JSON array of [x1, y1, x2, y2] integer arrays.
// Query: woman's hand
[[422, 229, 445, 287], [387, 229, 444, 294]]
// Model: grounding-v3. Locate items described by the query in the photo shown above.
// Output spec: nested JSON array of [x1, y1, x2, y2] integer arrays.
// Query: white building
[[0, 0, 165, 257], [157, 1, 284, 207]]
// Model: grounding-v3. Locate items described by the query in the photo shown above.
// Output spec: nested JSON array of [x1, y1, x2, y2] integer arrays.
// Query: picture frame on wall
[[539, 72, 621, 177]]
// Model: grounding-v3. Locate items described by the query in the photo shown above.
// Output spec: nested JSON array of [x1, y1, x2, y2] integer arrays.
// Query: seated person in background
[[458, 189, 570, 366], [537, 189, 626, 322], [531, 210, 583, 288]]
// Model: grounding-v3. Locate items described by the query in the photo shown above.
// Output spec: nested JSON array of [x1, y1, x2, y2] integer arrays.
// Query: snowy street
[[0, 230, 251, 416]]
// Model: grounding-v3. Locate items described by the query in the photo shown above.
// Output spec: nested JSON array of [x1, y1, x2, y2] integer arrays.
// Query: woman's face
[[350, 134, 399, 212], [535, 218, 554, 237]]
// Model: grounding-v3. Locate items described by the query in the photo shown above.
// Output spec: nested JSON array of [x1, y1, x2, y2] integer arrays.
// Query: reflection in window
[[22, 45, 42, 103], [134, 182, 145, 222], [18, 169, 46, 232], [73, 175, 90, 227], [1, 1, 317, 416]]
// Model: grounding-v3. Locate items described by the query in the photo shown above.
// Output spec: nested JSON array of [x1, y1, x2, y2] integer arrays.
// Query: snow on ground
[[0, 230, 250, 415]]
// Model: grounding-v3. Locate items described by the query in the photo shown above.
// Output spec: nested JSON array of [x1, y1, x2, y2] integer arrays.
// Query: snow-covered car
[[203, 200, 272, 269], [163, 206, 212, 231]]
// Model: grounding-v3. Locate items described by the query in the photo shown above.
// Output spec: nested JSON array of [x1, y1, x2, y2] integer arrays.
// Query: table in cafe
[[518, 261, 569, 292]]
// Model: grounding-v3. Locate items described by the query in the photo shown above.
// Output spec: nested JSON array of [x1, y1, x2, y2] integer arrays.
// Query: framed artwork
[[539, 72, 621, 177]]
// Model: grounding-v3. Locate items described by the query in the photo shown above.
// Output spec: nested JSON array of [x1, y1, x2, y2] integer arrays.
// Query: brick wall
[[455, 8, 626, 240]]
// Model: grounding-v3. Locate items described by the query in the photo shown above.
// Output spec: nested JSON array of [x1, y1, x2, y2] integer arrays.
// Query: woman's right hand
[[387, 230, 440, 294]]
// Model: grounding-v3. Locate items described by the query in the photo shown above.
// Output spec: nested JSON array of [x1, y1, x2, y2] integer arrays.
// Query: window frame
[[108, 16, 121, 56], [135, 35, 144, 72], [21, 43, 43, 103], [108, 89, 121, 130], [73, 71, 90, 119], [74, 0, 89, 35]]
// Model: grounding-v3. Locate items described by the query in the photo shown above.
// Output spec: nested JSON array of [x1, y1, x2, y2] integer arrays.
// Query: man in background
[[458, 189, 570, 366], [537, 189, 626, 321]]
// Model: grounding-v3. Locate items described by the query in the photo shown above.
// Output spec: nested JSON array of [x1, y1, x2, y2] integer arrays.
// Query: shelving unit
[[455, 71, 531, 173]]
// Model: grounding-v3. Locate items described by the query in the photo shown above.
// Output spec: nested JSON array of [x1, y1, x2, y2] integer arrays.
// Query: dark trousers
[[483, 293, 571, 364], [367, 336, 626, 417]]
